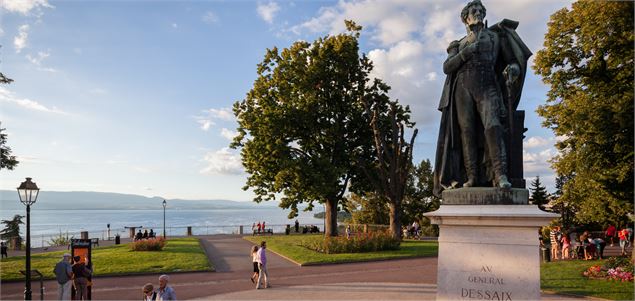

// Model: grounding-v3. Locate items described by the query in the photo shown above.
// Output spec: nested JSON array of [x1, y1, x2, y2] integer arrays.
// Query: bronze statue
[[433, 0, 532, 197]]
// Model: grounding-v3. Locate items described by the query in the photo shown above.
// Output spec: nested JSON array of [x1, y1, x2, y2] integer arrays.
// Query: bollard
[[187, 226, 192, 236], [239, 225, 244, 235], [115, 234, 120, 245], [541, 247, 550, 263]]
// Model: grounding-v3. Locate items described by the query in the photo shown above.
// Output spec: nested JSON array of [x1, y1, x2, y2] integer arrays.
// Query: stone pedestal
[[425, 188, 557, 301]]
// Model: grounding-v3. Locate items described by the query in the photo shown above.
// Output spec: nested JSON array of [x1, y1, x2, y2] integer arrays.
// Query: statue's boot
[[461, 135, 478, 188], [484, 126, 511, 189]]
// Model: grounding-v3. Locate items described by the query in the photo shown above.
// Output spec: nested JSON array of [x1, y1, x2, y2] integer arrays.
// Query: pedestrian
[[0, 241, 8, 259], [72, 256, 92, 300], [262, 221, 266, 232], [605, 224, 617, 246], [157, 274, 177, 301], [250, 245, 259, 284], [345, 225, 351, 239], [54, 253, 73, 300], [255, 241, 269, 289], [591, 237, 606, 259], [252, 223, 257, 235], [295, 220, 299, 233], [549, 226, 561, 260], [143, 283, 157, 301], [618, 228, 628, 256], [257, 221, 262, 234]]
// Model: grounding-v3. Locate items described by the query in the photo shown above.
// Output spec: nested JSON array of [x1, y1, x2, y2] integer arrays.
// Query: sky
[[0, 0, 572, 201]]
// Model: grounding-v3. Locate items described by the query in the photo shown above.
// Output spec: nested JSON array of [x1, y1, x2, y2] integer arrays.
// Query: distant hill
[[0, 190, 275, 210]]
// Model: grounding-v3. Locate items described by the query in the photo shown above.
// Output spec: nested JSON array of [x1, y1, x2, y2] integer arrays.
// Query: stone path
[[0, 234, 616, 300]]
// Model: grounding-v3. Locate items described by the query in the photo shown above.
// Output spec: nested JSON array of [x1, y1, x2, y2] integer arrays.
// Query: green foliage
[[529, 176, 550, 210], [604, 256, 634, 274], [533, 1, 634, 225], [301, 231, 400, 254], [0, 122, 19, 170], [243, 234, 437, 265], [345, 192, 390, 225], [232, 21, 377, 236], [313, 211, 351, 222], [0, 214, 24, 243], [130, 237, 166, 251], [402, 159, 440, 225], [48, 231, 73, 247], [0, 238, 211, 281]]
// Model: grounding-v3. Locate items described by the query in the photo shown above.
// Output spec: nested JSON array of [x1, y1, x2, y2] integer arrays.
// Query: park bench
[[90, 238, 99, 247]]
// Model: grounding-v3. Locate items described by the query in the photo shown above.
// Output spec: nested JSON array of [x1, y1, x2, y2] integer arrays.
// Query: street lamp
[[17, 177, 39, 300], [162, 199, 167, 238]]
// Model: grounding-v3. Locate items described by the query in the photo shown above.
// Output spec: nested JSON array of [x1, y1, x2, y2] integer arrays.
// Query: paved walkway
[[0, 235, 613, 300]]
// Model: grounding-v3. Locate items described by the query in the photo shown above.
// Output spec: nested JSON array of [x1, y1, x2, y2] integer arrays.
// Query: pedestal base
[[425, 189, 557, 301]]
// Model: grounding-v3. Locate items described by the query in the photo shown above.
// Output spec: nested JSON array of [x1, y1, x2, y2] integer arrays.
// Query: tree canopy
[[232, 22, 374, 236], [533, 0, 634, 226], [0, 122, 19, 170], [0, 214, 24, 242]]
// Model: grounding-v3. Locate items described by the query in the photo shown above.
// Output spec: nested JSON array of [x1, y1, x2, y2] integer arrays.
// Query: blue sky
[[0, 0, 571, 201]]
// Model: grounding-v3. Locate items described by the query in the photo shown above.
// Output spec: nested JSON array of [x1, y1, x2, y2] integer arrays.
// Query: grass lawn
[[0, 238, 212, 281], [541, 259, 634, 300], [243, 234, 438, 265]]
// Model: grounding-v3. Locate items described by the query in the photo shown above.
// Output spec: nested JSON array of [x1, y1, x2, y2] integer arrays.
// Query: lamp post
[[162, 199, 167, 238], [17, 177, 39, 300]]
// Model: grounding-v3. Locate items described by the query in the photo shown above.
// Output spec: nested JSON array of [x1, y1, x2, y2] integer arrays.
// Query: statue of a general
[[433, 0, 532, 197]]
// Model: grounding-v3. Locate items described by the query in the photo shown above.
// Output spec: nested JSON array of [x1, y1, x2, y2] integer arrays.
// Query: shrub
[[301, 231, 400, 254], [48, 231, 73, 247], [130, 237, 166, 251]]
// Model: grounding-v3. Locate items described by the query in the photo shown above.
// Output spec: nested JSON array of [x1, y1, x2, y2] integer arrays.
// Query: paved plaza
[[0, 235, 622, 300]]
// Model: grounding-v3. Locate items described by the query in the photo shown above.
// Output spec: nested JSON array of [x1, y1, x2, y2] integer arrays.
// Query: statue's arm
[[443, 40, 467, 75], [443, 39, 479, 74]]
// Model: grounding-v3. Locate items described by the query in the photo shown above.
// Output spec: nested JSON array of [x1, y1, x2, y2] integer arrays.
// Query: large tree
[[0, 214, 24, 247], [358, 88, 417, 239], [402, 159, 440, 226], [533, 0, 634, 225], [232, 21, 374, 236], [529, 176, 549, 210]]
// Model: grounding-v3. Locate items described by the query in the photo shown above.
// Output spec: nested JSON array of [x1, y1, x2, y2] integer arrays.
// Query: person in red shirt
[[605, 224, 617, 246], [618, 228, 628, 256]]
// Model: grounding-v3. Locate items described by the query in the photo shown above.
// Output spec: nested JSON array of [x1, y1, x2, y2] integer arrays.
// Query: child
[[250, 245, 259, 283], [560, 233, 571, 260]]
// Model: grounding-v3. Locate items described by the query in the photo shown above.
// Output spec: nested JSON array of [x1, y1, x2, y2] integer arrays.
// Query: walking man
[[256, 241, 269, 289], [54, 253, 73, 300], [0, 241, 8, 259], [157, 274, 177, 300]]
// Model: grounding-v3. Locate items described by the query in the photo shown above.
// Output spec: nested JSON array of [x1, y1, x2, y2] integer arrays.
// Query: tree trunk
[[389, 202, 402, 240], [325, 199, 339, 237]]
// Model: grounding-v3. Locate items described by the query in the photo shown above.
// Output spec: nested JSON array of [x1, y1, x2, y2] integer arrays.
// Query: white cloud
[[14, 24, 29, 53], [195, 107, 235, 132], [200, 147, 243, 175], [220, 128, 238, 141], [0, 87, 68, 114], [257, 1, 280, 24], [524, 136, 552, 149], [198, 119, 214, 131], [1, 0, 52, 15], [25, 50, 56, 72], [523, 148, 555, 174], [202, 11, 219, 24]]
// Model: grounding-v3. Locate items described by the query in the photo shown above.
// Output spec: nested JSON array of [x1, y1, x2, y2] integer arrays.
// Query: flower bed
[[583, 257, 634, 282], [301, 231, 400, 254], [130, 237, 166, 251]]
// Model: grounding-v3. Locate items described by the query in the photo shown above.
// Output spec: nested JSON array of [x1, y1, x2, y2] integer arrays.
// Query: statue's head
[[461, 0, 486, 25]]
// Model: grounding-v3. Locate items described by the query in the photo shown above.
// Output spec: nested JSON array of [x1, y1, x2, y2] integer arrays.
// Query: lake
[[0, 207, 325, 247]]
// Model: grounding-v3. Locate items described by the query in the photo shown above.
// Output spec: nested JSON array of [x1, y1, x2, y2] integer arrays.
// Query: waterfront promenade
[[0, 234, 614, 300]]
